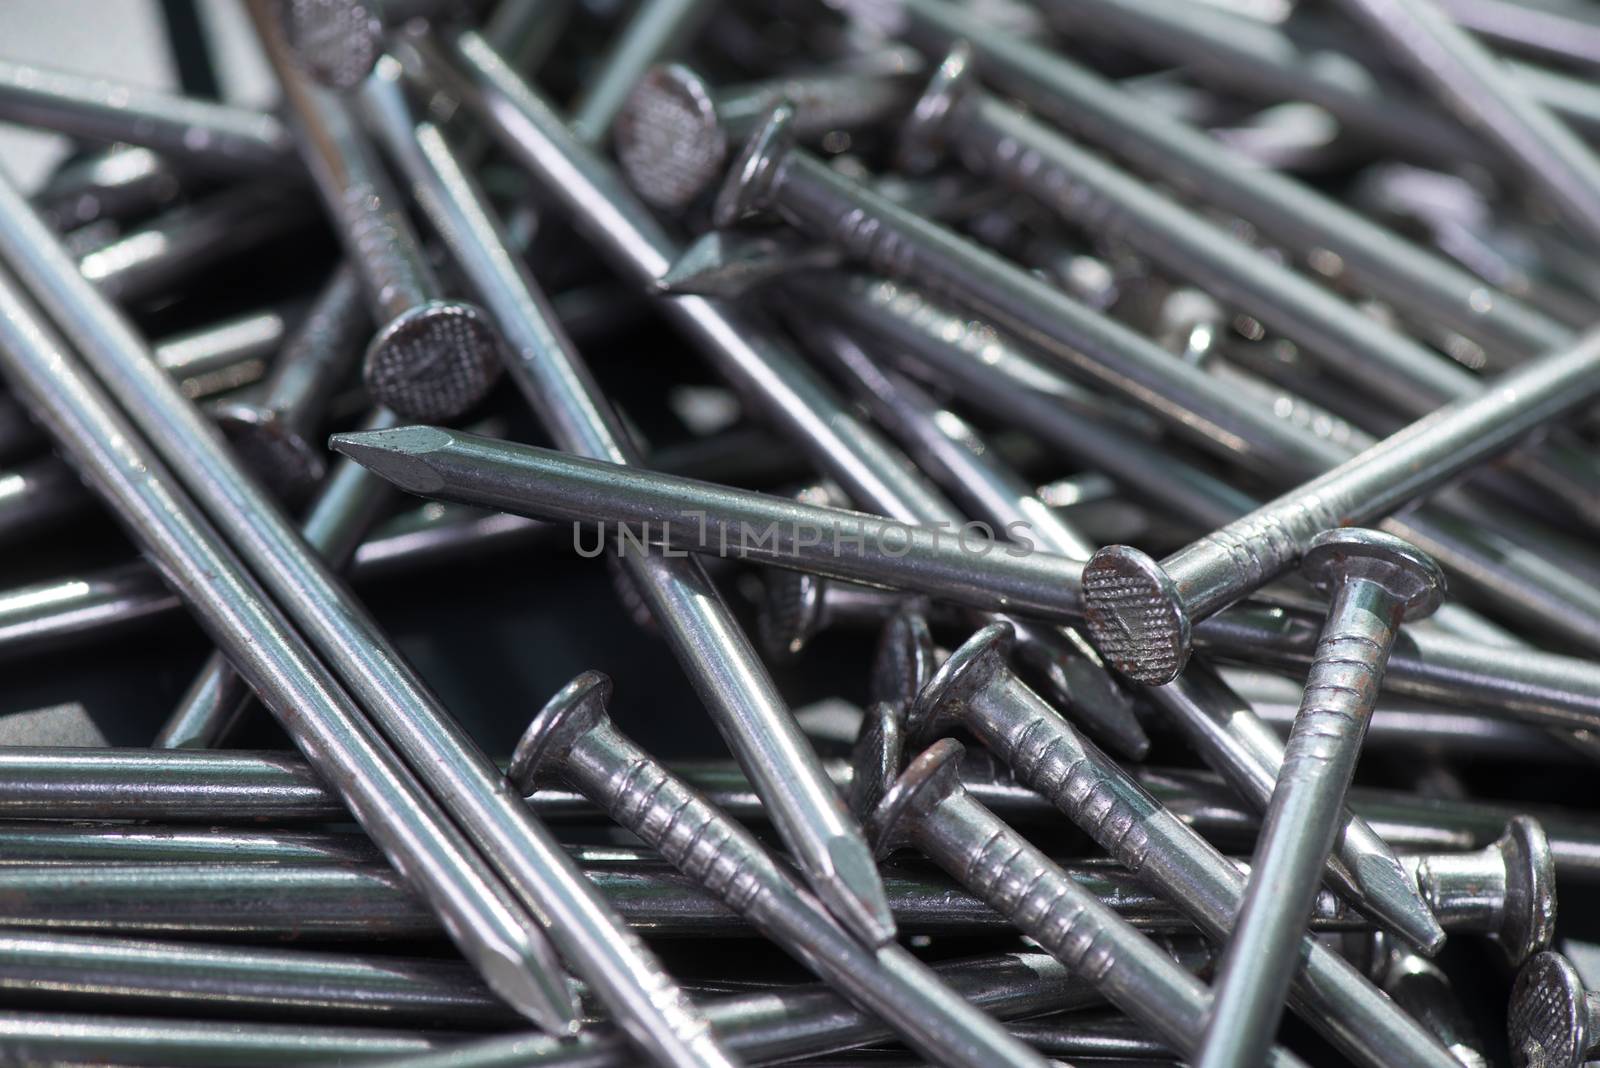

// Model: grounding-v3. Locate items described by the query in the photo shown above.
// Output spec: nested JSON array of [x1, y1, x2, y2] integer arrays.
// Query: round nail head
[[213, 401, 327, 502], [1510, 952, 1590, 1068], [508, 671, 613, 793], [712, 102, 797, 230], [848, 701, 907, 820], [906, 622, 1012, 746], [898, 44, 973, 174], [865, 736, 966, 857], [759, 570, 825, 661], [615, 65, 728, 212], [1082, 544, 1190, 686], [363, 300, 504, 421], [281, 0, 384, 91], [869, 609, 938, 709], [1498, 816, 1558, 968], [1301, 528, 1446, 623]]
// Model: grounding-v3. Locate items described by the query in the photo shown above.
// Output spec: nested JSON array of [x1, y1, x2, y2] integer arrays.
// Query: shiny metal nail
[[905, 623, 1461, 1068], [1197, 530, 1446, 1068], [278, 0, 463, 90], [0, 58, 299, 177], [254, 5, 502, 420], [358, 61, 896, 952], [33, 145, 184, 232], [1509, 951, 1600, 1068], [865, 734, 1306, 1067], [615, 61, 917, 210], [0, 262, 576, 1028], [1435, 0, 1600, 68], [1083, 328, 1600, 683], [567, 0, 718, 147], [509, 671, 1051, 1068]]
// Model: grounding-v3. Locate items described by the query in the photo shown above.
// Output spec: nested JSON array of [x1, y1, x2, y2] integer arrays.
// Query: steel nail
[[254, 6, 503, 421], [863, 734, 1308, 1067], [0, 262, 577, 1029], [1509, 951, 1600, 1068], [1197, 530, 1447, 1068], [1339, 0, 1600, 247], [566, 0, 719, 147], [212, 267, 368, 501], [903, 622, 1462, 1068], [33, 145, 185, 232], [357, 60, 897, 952], [0, 58, 300, 177], [1082, 327, 1600, 683], [1435, 0, 1600, 68], [883, 0, 1570, 359], [507, 670, 1051, 1068], [614, 61, 918, 211], [277, 0, 463, 91]]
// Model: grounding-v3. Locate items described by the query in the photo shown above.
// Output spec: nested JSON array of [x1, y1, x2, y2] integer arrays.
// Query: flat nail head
[[362, 300, 504, 421], [870, 609, 938, 709], [865, 736, 966, 857], [615, 64, 728, 212], [1301, 528, 1448, 621], [711, 102, 797, 230], [1510, 952, 1590, 1068], [213, 401, 327, 501], [898, 44, 973, 174], [1082, 545, 1190, 685], [848, 701, 908, 820], [1496, 816, 1558, 968], [280, 0, 385, 90], [906, 621, 1013, 747], [508, 670, 614, 795], [758, 570, 826, 661]]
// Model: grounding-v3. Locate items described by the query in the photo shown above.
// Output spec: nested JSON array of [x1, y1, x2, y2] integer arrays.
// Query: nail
[[34, 145, 184, 231], [566, 0, 719, 147], [761, 569, 915, 662], [1197, 529, 1447, 1067], [887, 0, 1569, 358], [0, 58, 300, 177], [903, 46, 1600, 527], [509, 671, 1051, 1068], [254, 6, 503, 421], [277, 0, 462, 90], [1510, 952, 1600, 1068], [1341, 0, 1600, 247], [657, 229, 843, 299], [213, 267, 368, 501], [615, 61, 917, 210], [358, 62, 897, 952], [864, 735, 1306, 1067], [1412, 816, 1556, 969], [1083, 325, 1600, 683], [905, 623, 1461, 1068], [1435, 0, 1600, 68], [0, 930, 519, 1025], [0, 262, 577, 1029]]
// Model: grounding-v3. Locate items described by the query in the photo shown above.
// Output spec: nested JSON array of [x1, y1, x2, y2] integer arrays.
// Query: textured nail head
[[870, 609, 938, 710], [1494, 817, 1558, 969], [865, 736, 967, 856], [362, 300, 503, 421], [711, 102, 796, 230], [1301, 528, 1448, 622], [213, 400, 327, 501], [507, 670, 614, 795], [1082, 545, 1191, 685], [758, 569, 827, 660], [615, 64, 728, 212], [897, 45, 972, 174], [905, 621, 1013, 746], [280, 0, 385, 91], [1510, 953, 1592, 1068]]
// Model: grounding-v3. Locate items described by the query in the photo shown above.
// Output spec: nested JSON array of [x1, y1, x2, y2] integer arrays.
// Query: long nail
[[906, 623, 1461, 1068], [615, 61, 918, 210], [1340, 0, 1600, 248], [886, 0, 1569, 359], [253, 4, 502, 421], [1197, 530, 1446, 1068], [0, 261, 575, 1029], [358, 60, 896, 952], [509, 671, 1050, 1068], [865, 733, 1306, 1066], [1083, 327, 1600, 683], [0, 58, 300, 177]]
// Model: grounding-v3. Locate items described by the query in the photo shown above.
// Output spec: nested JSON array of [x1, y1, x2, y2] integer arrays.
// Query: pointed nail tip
[[327, 428, 450, 496], [1356, 857, 1447, 955], [819, 838, 898, 947]]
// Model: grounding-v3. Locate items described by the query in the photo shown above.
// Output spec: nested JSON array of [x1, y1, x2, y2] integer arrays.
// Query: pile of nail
[[0, 0, 1598, 1064]]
